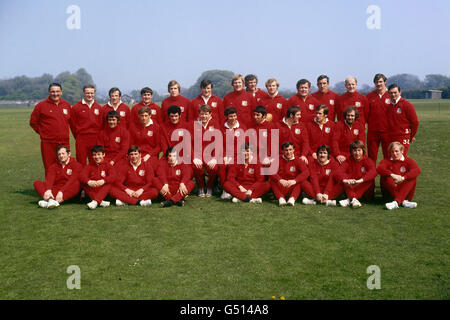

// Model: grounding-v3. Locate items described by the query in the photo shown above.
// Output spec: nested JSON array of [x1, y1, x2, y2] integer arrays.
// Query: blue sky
[[0, 0, 449, 94]]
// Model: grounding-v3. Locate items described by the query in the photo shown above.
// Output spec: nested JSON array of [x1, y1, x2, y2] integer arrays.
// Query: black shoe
[[175, 200, 184, 207], [161, 200, 174, 207]]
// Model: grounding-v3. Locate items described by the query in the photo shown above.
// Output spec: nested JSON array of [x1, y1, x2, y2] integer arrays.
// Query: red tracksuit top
[[332, 121, 366, 157], [161, 120, 190, 152], [366, 90, 391, 132], [249, 119, 280, 158], [221, 121, 247, 162], [223, 90, 255, 128], [308, 158, 340, 195], [129, 120, 162, 158], [377, 157, 421, 181], [130, 101, 163, 128], [337, 91, 369, 125], [335, 156, 377, 182], [260, 94, 288, 124], [272, 156, 309, 183], [286, 94, 320, 124], [227, 162, 265, 188], [80, 161, 116, 184], [102, 102, 131, 130], [161, 95, 191, 123], [70, 100, 103, 138], [248, 88, 269, 104], [307, 118, 335, 156], [190, 118, 221, 160], [29, 97, 71, 142], [44, 157, 83, 192], [115, 160, 157, 190], [278, 120, 309, 157], [97, 125, 130, 164], [190, 94, 224, 124], [386, 98, 419, 139], [155, 161, 193, 190], [311, 90, 339, 122]]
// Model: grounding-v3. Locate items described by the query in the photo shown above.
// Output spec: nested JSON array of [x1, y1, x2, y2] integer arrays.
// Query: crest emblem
[[211, 102, 217, 108], [325, 127, 331, 133], [175, 169, 181, 176], [290, 166, 296, 172], [400, 166, 406, 173], [397, 108, 402, 114], [249, 168, 254, 174], [235, 131, 240, 137], [115, 137, 121, 143], [151, 109, 156, 115], [385, 98, 391, 104], [147, 131, 153, 136], [101, 170, 106, 177], [309, 104, 314, 110], [295, 128, 301, 134], [139, 170, 145, 176], [361, 167, 366, 173], [330, 99, 335, 105], [178, 130, 184, 136], [63, 109, 68, 115], [180, 106, 184, 112], [355, 102, 361, 107], [120, 111, 125, 117], [66, 169, 72, 175], [326, 169, 331, 175], [353, 129, 359, 135], [242, 100, 248, 106], [277, 103, 282, 109], [94, 109, 100, 115]]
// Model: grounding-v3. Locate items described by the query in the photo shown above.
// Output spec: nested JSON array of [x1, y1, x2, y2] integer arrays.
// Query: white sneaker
[[100, 201, 110, 208], [115, 199, 127, 206], [386, 201, 399, 210], [339, 198, 351, 207], [87, 200, 98, 210], [38, 200, 49, 208], [250, 198, 262, 204], [232, 197, 241, 203], [351, 198, 362, 208], [205, 189, 213, 197], [287, 197, 296, 206], [325, 200, 337, 207], [140, 199, 152, 207], [278, 198, 287, 206], [402, 200, 417, 209], [47, 198, 60, 209], [302, 198, 316, 205], [220, 191, 232, 200], [198, 190, 206, 197]]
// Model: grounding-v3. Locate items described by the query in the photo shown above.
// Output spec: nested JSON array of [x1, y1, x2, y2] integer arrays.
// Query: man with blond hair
[[260, 78, 288, 123], [223, 74, 255, 127], [161, 80, 191, 123], [336, 76, 368, 125]]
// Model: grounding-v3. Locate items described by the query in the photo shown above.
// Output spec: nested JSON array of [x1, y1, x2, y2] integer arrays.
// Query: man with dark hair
[[30, 82, 71, 173], [336, 76, 368, 125], [260, 78, 288, 123], [251, 105, 279, 166], [161, 105, 190, 154], [312, 75, 339, 122], [286, 79, 320, 123], [131, 87, 162, 128], [278, 106, 309, 163], [70, 84, 103, 165], [190, 79, 224, 124], [245, 74, 268, 104], [223, 74, 255, 128], [306, 105, 335, 160], [34, 145, 82, 209], [161, 80, 191, 123], [102, 87, 131, 130]]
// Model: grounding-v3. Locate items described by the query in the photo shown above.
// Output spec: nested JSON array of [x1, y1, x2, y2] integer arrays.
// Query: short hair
[[253, 105, 266, 116], [165, 146, 178, 158], [167, 105, 181, 116], [296, 79, 311, 89], [388, 84, 401, 92], [316, 145, 331, 159], [109, 87, 121, 97], [140, 87, 153, 96], [168, 80, 180, 92], [56, 145, 70, 153], [345, 76, 357, 85], [199, 104, 211, 114], [231, 74, 245, 85], [91, 145, 105, 154], [265, 78, 279, 88], [224, 106, 237, 116], [286, 106, 301, 118], [106, 110, 120, 121], [244, 74, 258, 86], [128, 145, 141, 154], [48, 83, 62, 91], [281, 141, 295, 150], [349, 140, 366, 155], [200, 79, 213, 89], [373, 73, 387, 83], [343, 106, 359, 120], [138, 106, 151, 115], [316, 104, 329, 115], [317, 75, 330, 83], [388, 141, 404, 152], [83, 84, 95, 91]]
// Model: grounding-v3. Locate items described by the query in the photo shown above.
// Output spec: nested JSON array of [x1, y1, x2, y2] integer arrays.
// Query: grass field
[[0, 100, 449, 300]]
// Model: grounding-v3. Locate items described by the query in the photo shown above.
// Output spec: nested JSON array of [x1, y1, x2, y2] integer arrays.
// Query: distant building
[[425, 90, 443, 99]]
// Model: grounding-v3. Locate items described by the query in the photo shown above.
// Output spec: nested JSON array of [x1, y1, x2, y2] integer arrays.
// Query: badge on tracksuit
[[66, 169, 72, 175], [139, 170, 145, 176], [175, 169, 181, 176], [353, 129, 359, 135]]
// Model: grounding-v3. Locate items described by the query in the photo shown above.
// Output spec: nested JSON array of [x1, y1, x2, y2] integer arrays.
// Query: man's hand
[[193, 158, 203, 169], [300, 156, 308, 164], [336, 155, 346, 164], [179, 183, 188, 196], [55, 191, 64, 203], [207, 158, 217, 170], [160, 184, 170, 196], [43, 189, 54, 201]]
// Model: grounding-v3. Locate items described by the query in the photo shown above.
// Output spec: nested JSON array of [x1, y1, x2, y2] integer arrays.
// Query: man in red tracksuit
[[270, 142, 310, 206], [130, 87, 163, 128], [155, 147, 195, 207], [366, 73, 391, 162], [80, 145, 116, 209], [30, 83, 71, 173], [311, 75, 339, 122], [102, 87, 131, 130], [222, 142, 271, 203], [245, 74, 268, 104], [332, 106, 366, 165], [260, 78, 288, 124], [97, 110, 130, 168], [386, 84, 419, 156], [377, 141, 421, 210], [34, 145, 82, 209], [70, 84, 103, 165], [109, 146, 159, 207], [306, 105, 335, 161], [223, 74, 256, 128], [286, 79, 320, 123], [336, 76, 369, 125], [161, 80, 191, 123], [160, 105, 191, 159], [190, 79, 224, 125], [278, 106, 309, 163]]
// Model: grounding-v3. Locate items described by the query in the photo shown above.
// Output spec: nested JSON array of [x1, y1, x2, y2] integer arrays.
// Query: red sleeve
[[376, 159, 392, 177], [60, 161, 82, 193], [334, 161, 349, 182], [181, 164, 193, 184], [80, 166, 91, 184], [294, 159, 309, 183], [69, 105, 78, 138], [362, 158, 377, 182], [44, 163, 57, 190], [406, 101, 419, 139], [112, 129, 130, 164], [104, 164, 117, 184], [331, 123, 343, 156], [404, 158, 421, 180], [154, 161, 168, 189], [29, 104, 41, 134]]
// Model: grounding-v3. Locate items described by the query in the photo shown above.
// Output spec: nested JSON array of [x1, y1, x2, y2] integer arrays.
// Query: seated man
[[307, 105, 335, 161], [130, 87, 162, 127], [155, 147, 195, 207], [222, 142, 271, 203], [270, 142, 309, 206], [34, 145, 82, 209], [109, 146, 159, 207], [377, 141, 421, 210], [80, 145, 116, 209]]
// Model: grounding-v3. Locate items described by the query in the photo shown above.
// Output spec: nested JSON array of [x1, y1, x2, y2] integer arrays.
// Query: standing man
[[260, 78, 288, 123], [306, 105, 335, 160], [70, 84, 103, 165], [161, 80, 191, 123], [311, 75, 339, 122], [102, 87, 131, 130], [366, 74, 392, 162], [286, 79, 320, 123], [336, 76, 369, 125], [386, 84, 419, 156], [131, 87, 163, 128], [245, 74, 268, 104], [30, 83, 71, 173], [190, 79, 224, 124], [223, 74, 255, 128]]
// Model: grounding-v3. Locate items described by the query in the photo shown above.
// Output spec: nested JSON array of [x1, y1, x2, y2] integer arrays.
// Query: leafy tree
[[387, 74, 423, 91], [185, 70, 235, 99], [423, 74, 450, 89]]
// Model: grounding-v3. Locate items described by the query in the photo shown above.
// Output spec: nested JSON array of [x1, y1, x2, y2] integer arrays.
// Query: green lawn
[[0, 101, 448, 299]]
